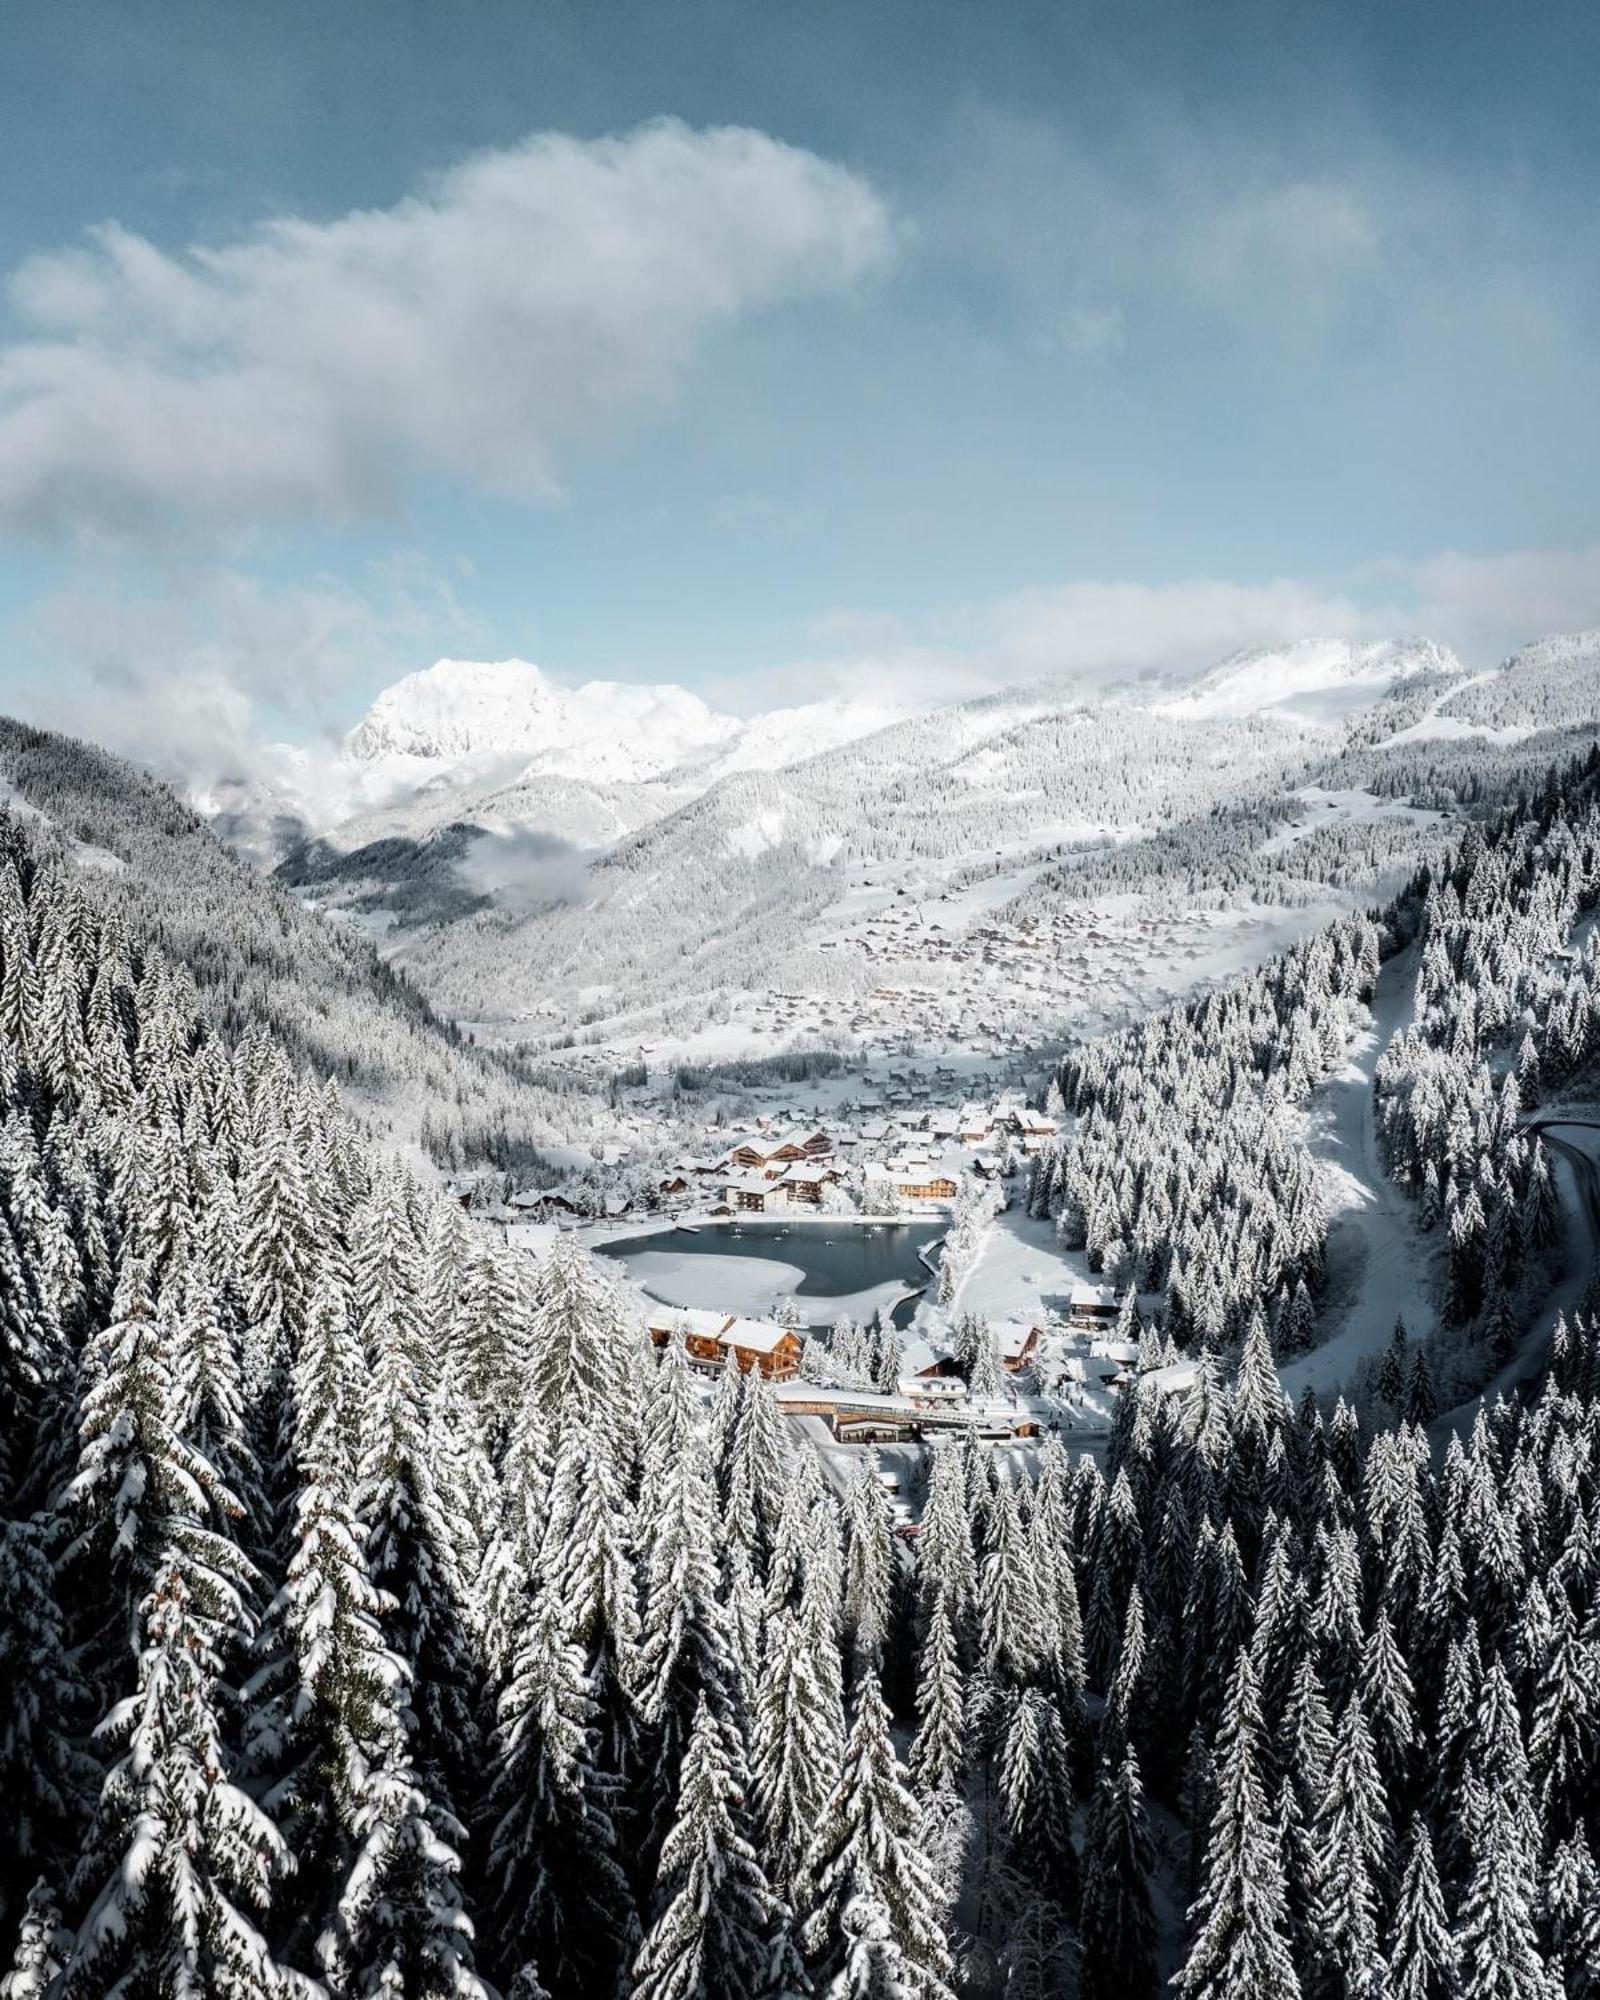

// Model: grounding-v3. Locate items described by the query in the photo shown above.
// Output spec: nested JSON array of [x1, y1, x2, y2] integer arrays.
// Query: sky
[[2, 0, 1599, 778]]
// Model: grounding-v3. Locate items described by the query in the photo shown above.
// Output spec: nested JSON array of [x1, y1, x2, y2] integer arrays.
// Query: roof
[[723, 1173, 777, 1196], [992, 1320, 1042, 1358], [721, 1318, 798, 1354], [900, 1337, 955, 1376], [780, 1161, 839, 1185], [1069, 1282, 1120, 1309], [648, 1307, 735, 1341]]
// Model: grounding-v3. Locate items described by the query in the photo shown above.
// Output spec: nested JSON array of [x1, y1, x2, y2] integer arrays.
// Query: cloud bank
[[0, 120, 896, 540]]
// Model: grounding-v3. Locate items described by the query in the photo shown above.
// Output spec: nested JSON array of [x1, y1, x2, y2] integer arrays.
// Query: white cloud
[[726, 546, 1600, 713], [22, 559, 488, 788], [0, 120, 896, 541], [727, 572, 1380, 710], [1402, 545, 1600, 663]]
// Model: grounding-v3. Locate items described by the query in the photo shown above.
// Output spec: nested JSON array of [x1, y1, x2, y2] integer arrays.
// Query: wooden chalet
[[775, 1160, 841, 1206], [646, 1307, 805, 1381], [1067, 1282, 1121, 1329], [992, 1321, 1043, 1373]]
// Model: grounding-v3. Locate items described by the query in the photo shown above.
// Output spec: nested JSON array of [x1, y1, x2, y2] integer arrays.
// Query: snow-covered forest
[[2, 700, 1599, 1995], [0, 723, 608, 1169]]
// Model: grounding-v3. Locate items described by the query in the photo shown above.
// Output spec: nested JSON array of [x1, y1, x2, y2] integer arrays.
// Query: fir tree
[[633, 1694, 775, 2000]]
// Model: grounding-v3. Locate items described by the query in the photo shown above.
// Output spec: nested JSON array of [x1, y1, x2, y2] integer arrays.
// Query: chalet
[[646, 1307, 804, 1381], [777, 1160, 841, 1206], [1067, 1283, 1121, 1329], [509, 1188, 581, 1217], [647, 1307, 736, 1372], [723, 1127, 833, 1176], [867, 1162, 960, 1203], [992, 1321, 1043, 1373], [723, 1174, 788, 1214], [718, 1317, 805, 1381], [957, 1102, 992, 1144], [1144, 1359, 1201, 1397]]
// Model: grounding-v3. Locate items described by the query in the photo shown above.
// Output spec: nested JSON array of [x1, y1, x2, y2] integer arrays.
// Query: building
[[992, 1321, 1043, 1373], [1067, 1282, 1121, 1329], [647, 1307, 805, 1381], [722, 1173, 788, 1214], [724, 1127, 833, 1175], [899, 1374, 968, 1408], [718, 1317, 806, 1380], [883, 1166, 960, 1201], [776, 1160, 841, 1206]]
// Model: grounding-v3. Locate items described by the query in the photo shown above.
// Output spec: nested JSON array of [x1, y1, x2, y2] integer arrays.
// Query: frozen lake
[[595, 1217, 941, 1329]]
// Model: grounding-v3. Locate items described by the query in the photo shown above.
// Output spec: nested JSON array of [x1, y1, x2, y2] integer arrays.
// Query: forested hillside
[[376, 698, 1323, 1027], [0, 722, 601, 1167], [0, 776, 1597, 1998]]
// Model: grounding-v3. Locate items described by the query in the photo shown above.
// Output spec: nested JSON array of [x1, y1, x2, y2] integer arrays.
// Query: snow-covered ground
[[946, 1208, 1094, 1327], [1258, 786, 1445, 860], [1280, 948, 1437, 1398]]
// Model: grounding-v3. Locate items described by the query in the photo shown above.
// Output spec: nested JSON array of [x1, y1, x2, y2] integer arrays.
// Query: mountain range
[[187, 629, 1600, 1056]]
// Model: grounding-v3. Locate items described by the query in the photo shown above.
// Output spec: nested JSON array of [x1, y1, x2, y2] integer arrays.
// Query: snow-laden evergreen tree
[[799, 1678, 955, 2000], [1, 1879, 69, 2000], [633, 1693, 775, 2000], [1176, 1647, 1301, 2000], [1079, 1748, 1157, 2000], [754, 1603, 846, 1902], [485, 1589, 637, 2000], [1386, 1819, 1458, 2000], [56, 1556, 303, 1999], [350, 1175, 483, 1805], [841, 1454, 894, 1671]]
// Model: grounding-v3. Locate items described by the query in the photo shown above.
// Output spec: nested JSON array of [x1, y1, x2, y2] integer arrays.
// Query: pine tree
[[633, 1694, 774, 2000], [908, 1589, 967, 1800], [485, 1589, 637, 2000], [1, 1878, 69, 2000], [800, 1679, 955, 1999], [1079, 1748, 1157, 2000], [56, 1558, 298, 2000], [1175, 1648, 1301, 2000], [754, 1603, 846, 1899], [1387, 1820, 1458, 2000], [1542, 1829, 1600, 2000]]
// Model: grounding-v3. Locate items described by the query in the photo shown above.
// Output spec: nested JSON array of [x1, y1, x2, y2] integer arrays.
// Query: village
[[466, 1085, 1058, 1226], [506, 873, 1350, 1116], [452, 1084, 1202, 1500]]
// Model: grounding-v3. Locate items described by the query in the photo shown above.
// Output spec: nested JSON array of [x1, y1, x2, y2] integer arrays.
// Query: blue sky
[[3, 0, 1599, 771]]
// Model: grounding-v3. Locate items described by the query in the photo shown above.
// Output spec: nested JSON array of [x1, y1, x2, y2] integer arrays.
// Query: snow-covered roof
[[900, 1337, 955, 1376], [721, 1318, 797, 1354], [1069, 1282, 1120, 1310], [648, 1306, 735, 1341], [992, 1321, 1041, 1358], [1089, 1338, 1139, 1364], [1144, 1360, 1200, 1395], [779, 1161, 838, 1185], [722, 1173, 777, 1196]]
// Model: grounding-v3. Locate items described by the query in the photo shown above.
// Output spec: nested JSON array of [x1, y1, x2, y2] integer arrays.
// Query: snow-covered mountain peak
[[345, 657, 741, 782], [1154, 636, 1462, 723]]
